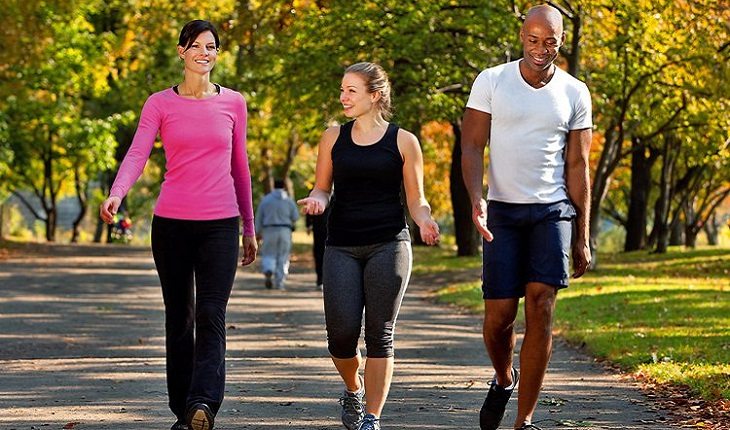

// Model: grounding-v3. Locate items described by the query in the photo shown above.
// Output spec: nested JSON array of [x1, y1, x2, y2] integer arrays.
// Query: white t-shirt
[[466, 60, 592, 204]]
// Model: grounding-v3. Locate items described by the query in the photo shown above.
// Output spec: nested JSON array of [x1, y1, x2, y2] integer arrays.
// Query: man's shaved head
[[523, 4, 563, 33]]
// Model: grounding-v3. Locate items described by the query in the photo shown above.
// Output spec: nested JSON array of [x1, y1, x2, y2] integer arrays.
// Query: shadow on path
[[0, 243, 673, 429]]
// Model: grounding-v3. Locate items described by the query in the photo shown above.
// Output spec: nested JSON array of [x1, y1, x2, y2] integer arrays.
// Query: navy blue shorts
[[482, 200, 576, 299]]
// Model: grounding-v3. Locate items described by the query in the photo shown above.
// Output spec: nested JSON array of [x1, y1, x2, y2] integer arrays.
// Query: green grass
[[422, 245, 730, 401], [411, 244, 482, 275]]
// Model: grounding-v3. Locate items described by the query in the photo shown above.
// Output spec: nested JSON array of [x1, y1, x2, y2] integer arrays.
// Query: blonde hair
[[345, 62, 392, 119]]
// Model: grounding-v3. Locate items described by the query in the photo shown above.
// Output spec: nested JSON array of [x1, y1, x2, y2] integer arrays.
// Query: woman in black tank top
[[298, 62, 440, 430]]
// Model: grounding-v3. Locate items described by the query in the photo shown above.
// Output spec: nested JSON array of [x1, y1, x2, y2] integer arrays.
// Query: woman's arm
[[231, 92, 255, 237], [100, 96, 161, 224], [297, 126, 339, 215], [398, 129, 440, 245]]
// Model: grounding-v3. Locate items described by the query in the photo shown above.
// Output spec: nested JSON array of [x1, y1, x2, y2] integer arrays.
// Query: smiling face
[[519, 8, 565, 73], [178, 31, 218, 75], [340, 72, 379, 118]]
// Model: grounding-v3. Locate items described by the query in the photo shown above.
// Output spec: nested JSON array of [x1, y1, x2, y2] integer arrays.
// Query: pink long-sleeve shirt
[[110, 86, 255, 236]]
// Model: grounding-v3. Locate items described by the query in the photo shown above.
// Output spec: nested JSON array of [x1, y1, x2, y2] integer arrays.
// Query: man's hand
[[571, 240, 591, 278], [472, 198, 494, 242]]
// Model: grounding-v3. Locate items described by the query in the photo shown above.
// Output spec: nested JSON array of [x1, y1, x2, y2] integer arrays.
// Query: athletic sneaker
[[517, 423, 542, 430], [339, 378, 365, 430], [479, 366, 519, 430], [171, 420, 190, 430], [358, 413, 380, 430], [186, 403, 214, 430]]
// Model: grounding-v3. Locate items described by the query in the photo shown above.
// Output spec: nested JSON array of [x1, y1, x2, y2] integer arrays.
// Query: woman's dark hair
[[178, 20, 220, 51]]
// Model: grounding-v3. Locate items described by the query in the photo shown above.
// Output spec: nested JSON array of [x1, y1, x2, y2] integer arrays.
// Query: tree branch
[[10, 190, 46, 221]]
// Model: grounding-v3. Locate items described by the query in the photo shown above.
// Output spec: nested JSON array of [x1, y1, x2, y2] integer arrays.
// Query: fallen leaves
[[637, 378, 729, 430]]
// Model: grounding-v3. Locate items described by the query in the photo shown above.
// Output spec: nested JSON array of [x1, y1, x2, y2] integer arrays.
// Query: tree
[[233, 0, 518, 254], [582, 0, 728, 257], [2, 9, 115, 241], [0, 111, 10, 239]]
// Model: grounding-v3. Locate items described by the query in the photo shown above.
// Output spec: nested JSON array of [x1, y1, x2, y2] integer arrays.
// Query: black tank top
[[327, 121, 408, 246]]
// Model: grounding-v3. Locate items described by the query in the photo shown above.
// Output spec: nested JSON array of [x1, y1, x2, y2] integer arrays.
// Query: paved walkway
[[0, 244, 675, 429]]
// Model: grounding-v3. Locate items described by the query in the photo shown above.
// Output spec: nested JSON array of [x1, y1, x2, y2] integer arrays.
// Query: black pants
[[151, 215, 240, 420]]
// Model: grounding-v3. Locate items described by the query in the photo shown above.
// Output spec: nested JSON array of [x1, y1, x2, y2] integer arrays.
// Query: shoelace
[[360, 415, 380, 429], [339, 394, 364, 416]]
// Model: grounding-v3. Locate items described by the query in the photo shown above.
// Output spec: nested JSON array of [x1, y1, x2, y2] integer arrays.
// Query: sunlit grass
[[411, 243, 482, 275], [422, 245, 730, 401]]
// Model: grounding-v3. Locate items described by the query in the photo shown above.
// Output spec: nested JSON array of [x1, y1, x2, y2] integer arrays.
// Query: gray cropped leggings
[[323, 238, 412, 359]]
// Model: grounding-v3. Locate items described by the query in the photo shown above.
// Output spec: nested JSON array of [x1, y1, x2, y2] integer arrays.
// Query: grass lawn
[[419, 245, 730, 402]]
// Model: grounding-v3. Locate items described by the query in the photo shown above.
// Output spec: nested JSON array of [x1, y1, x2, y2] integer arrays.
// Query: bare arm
[[399, 129, 440, 245], [461, 108, 493, 241], [565, 127, 592, 277], [297, 126, 338, 215]]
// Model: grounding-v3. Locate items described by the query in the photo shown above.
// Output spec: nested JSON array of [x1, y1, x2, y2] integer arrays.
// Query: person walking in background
[[298, 62, 440, 430], [255, 178, 299, 290], [305, 206, 329, 290], [99, 19, 257, 430], [461, 5, 593, 430]]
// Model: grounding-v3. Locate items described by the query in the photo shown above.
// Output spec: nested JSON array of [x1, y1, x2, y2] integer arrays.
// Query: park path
[[0, 243, 675, 429]]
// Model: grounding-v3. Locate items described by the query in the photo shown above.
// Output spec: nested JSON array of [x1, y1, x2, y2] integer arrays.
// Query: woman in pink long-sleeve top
[[99, 20, 257, 430]]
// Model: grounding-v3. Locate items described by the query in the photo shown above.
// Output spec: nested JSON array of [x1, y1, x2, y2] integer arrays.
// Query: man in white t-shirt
[[461, 5, 592, 430]]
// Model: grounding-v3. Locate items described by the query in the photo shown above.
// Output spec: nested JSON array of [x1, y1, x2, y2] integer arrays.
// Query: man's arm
[[461, 108, 493, 241], [565, 127, 592, 277]]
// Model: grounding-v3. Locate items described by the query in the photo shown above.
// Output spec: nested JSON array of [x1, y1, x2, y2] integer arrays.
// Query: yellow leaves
[[420, 121, 454, 220]]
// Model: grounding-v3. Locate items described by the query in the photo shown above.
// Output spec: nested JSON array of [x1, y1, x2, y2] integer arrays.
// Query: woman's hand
[[297, 196, 328, 215], [99, 196, 122, 224], [418, 218, 440, 246], [241, 235, 257, 266]]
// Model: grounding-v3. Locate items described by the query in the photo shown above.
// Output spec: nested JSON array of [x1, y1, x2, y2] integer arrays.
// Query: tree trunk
[[669, 216, 684, 246], [46, 208, 57, 242], [647, 196, 659, 249], [704, 213, 719, 246], [685, 229, 698, 248], [71, 166, 87, 243], [653, 134, 679, 253], [684, 202, 698, 248], [450, 121, 479, 256], [94, 217, 106, 243], [261, 147, 274, 194], [566, 6, 581, 77], [625, 138, 656, 251]]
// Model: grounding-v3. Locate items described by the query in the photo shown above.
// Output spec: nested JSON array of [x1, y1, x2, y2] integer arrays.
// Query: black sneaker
[[339, 377, 365, 430], [264, 271, 273, 289], [187, 403, 214, 430], [479, 366, 519, 430], [517, 424, 542, 430]]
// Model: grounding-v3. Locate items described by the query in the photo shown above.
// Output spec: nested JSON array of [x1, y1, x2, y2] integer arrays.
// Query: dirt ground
[[0, 242, 677, 429]]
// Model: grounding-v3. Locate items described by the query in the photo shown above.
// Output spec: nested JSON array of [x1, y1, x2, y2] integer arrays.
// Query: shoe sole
[[189, 409, 211, 430]]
